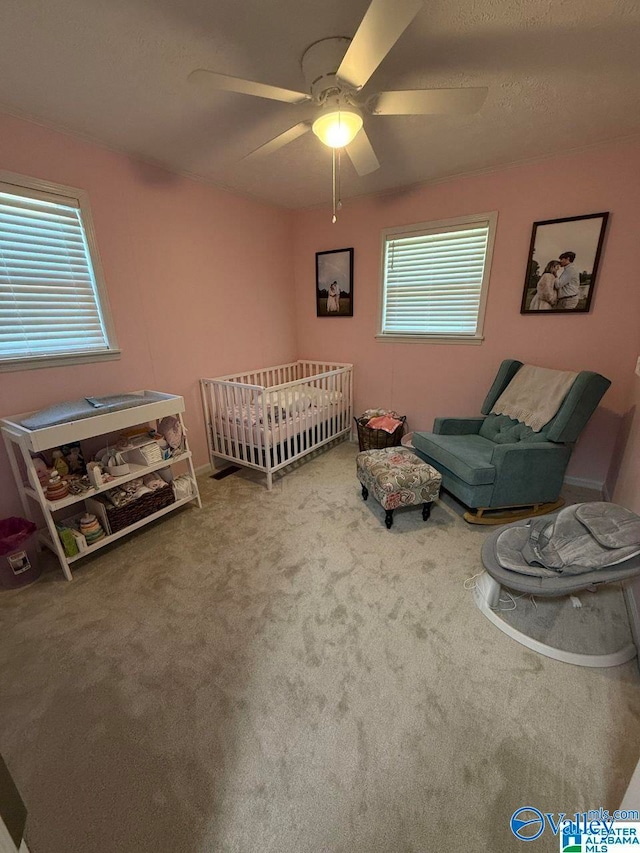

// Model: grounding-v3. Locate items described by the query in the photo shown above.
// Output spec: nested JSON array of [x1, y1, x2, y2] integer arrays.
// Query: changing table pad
[[20, 393, 167, 431]]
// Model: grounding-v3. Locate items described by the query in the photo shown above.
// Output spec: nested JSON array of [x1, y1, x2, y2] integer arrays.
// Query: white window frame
[[377, 211, 498, 345], [0, 170, 120, 372]]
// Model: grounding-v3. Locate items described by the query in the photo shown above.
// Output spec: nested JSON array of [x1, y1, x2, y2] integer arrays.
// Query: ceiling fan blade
[[368, 87, 488, 115], [346, 129, 380, 176], [188, 69, 310, 105], [337, 0, 423, 91], [244, 122, 311, 161]]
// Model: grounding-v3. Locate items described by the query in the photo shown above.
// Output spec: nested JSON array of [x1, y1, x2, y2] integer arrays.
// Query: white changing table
[[1, 391, 201, 581]]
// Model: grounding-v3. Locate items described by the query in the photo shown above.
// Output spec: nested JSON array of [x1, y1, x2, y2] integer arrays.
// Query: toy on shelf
[[62, 442, 85, 475], [51, 449, 69, 477], [46, 472, 69, 501], [31, 456, 51, 487], [66, 476, 92, 496], [56, 524, 79, 558], [103, 452, 130, 477], [79, 513, 106, 545], [86, 462, 105, 488], [158, 416, 184, 455]]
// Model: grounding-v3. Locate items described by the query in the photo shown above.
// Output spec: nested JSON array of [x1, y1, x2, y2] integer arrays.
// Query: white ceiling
[[2, 0, 640, 208]]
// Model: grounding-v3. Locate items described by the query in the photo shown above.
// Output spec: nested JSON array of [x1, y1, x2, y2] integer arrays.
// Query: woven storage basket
[[105, 484, 175, 534], [355, 415, 406, 452]]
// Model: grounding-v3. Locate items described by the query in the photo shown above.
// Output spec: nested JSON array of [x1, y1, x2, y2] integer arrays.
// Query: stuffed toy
[[158, 416, 183, 451]]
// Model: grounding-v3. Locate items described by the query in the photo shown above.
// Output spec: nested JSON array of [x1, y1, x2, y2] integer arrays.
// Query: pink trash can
[[0, 518, 41, 590]]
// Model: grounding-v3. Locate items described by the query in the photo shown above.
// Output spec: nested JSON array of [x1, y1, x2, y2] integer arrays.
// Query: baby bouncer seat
[[476, 502, 640, 667]]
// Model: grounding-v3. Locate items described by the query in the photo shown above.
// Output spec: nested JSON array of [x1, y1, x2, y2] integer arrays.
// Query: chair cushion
[[478, 413, 551, 444], [412, 432, 496, 485]]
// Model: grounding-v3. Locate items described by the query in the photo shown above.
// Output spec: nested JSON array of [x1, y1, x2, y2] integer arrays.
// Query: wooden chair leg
[[422, 501, 432, 521], [385, 510, 394, 529], [361, 485, 368, 501]]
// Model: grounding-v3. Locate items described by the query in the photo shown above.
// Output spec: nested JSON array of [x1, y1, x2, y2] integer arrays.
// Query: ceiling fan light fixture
[[312, 108, 363, 148]]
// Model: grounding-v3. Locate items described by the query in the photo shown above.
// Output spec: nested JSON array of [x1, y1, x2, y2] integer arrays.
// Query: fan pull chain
[[332, 147, 337, 223], [337, 148, 342, 213]]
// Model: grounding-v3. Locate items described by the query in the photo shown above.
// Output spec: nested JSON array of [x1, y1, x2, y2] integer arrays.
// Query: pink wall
[[292, 138, 640, 489], [613, 374, 640, 513], [0, 111, 296, 517], [612, 371, 640, 633]]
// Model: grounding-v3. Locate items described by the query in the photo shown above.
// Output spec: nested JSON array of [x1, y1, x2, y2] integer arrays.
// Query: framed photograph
[[520, 212, 609, 314], [316, 247, 353, 317]]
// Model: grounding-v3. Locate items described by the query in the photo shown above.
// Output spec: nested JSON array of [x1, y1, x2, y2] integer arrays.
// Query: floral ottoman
[[356, 447, 442, 529]]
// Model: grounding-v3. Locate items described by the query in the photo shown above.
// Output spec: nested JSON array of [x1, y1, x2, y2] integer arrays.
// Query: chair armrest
[[490, 442, 572, 507], [433, 417, 485, 435], [491, 442, 570, 467]]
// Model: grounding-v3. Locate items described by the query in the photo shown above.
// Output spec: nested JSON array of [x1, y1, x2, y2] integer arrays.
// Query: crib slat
[[210, 382, 221, 457], [242, 387, 252, 458], [237, 387, 245, 463], [331, 371, 337, 439], [262, 384, 273, 486], [225, 384, 237, 460], [274, 386, 283, 469], [214, 382, 226, 456], [323, 372, 329, 442], [201, 381, 214, 464], [211, 381, 219, 455], [313, 376, 320, 448], [253, 385, 262, 467], [343, 369, 348, 436]]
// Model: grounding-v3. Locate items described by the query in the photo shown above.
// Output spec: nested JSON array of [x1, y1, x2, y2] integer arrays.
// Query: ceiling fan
[[188, 0, 488, 178]]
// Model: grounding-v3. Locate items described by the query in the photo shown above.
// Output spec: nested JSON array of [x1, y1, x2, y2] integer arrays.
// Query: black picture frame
[[316, 247, 354, 317], [520, 212, 609, 314]]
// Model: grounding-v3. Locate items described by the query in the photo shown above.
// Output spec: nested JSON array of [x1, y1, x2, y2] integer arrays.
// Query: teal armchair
[[412, 359, 611, 523]]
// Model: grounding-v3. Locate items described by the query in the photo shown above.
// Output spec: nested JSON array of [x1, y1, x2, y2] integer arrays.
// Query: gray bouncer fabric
[[482, 502, 640, 596]]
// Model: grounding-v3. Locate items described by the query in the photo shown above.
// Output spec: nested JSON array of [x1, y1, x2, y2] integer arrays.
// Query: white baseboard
[[563, 475, 604, 496], [194, 462, 212, 477]]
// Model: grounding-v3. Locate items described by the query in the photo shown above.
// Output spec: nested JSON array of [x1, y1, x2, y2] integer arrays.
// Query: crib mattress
[[215, 402, 348, 448]]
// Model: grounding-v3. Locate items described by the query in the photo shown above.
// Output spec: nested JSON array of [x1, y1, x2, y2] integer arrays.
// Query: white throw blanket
[[491, 364, 578, 432]]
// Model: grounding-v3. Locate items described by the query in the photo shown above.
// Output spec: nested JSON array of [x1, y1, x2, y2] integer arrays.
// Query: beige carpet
[[1, 440, 639, 853]]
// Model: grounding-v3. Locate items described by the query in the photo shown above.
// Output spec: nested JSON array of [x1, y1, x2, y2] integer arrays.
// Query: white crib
[[201, 361, 353, 489]]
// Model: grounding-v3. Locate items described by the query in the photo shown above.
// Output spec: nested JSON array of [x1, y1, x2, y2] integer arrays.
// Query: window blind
[[381, 222, 490, 336], [0, 185, 110, 363]]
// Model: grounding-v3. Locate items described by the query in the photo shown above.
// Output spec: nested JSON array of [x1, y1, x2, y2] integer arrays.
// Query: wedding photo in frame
[[316, 247, 354, 317], [520, 212, 609, 314]]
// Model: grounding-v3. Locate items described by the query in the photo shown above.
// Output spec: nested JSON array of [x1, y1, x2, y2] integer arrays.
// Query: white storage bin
[[122, 441, 163, 466]]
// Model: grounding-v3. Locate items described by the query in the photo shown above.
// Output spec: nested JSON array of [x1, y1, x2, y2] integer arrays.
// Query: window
[[0, 172, 118, 371], [378, 211, 497, 344]]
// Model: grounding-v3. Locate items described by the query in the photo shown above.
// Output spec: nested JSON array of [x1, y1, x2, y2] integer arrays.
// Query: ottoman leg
[[385, 510, 394, 529], [422, 501, 433, 521], [361, 485, 369, 501]]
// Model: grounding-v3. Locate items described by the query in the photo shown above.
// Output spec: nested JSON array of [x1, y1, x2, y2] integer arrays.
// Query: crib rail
[[201, 361, 353, 489]]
